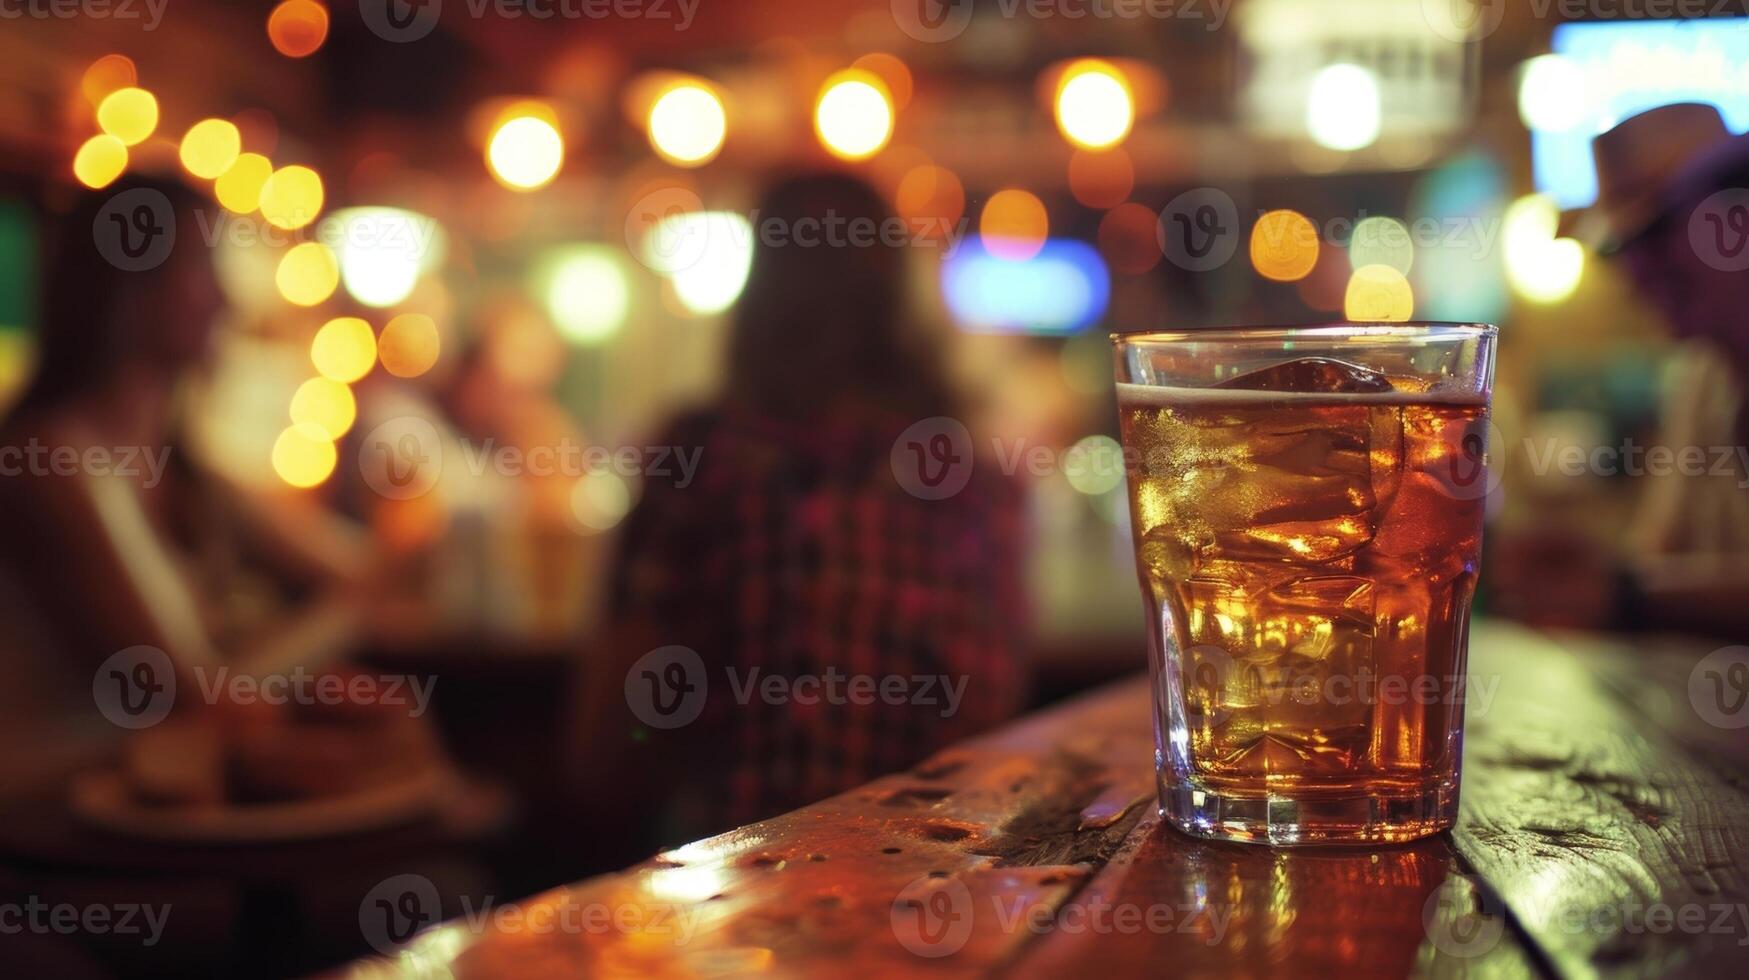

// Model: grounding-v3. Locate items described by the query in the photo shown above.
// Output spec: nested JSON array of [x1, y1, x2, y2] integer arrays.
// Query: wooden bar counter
[[335, 622, 1749, 979]]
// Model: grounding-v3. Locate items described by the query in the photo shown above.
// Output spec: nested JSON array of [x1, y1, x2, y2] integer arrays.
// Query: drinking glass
[[1113, 323, 1496, 844]]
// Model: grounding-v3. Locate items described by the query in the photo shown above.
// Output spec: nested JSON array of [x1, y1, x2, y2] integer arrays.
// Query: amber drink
[[1113, 324, 1496, 844]]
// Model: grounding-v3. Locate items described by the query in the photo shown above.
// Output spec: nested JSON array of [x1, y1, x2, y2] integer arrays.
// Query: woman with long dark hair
[[577, 173, 1029, 851]]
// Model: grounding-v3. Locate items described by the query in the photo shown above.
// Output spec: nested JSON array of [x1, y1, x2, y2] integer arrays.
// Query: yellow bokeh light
[[1503, 193, 1585, 304], [179, 118, 242, 180], [276, 242, 340, 307], [97, 87, 158, 146], [814, 70, 893, 162], [570, 471, 632, 533], [73, 135, 129, 189], [1344, 264, 1416, 321], [1350, 216, 1414, 274], [980, 188, 1048, 262], [486, 112, 565, 190], [289, 376, 357, 439], [648, 82, 726, 167], [1250, 209, 1320, 282], [311, 316, 377, 383], [258, 164, 324, 230], [272, 422, 338, 489], [215, 153, 275, 213], [1055, 60, 1134, 150], [267, 0, 329, 58], [81, 55, 137, 108], [378, 313, 442, 378]]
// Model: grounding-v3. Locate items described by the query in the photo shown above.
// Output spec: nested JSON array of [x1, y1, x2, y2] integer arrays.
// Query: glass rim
[[1110, 321, 1497, 345]]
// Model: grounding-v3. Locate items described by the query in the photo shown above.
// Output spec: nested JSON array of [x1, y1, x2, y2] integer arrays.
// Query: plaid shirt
[[609, 407, 1028, 832]]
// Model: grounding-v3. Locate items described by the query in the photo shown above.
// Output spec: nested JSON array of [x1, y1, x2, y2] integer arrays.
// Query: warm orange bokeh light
[[1249, 209, 1320, 283], [267, 0, 330, 58], [980, 189, 1048, 261], [1067, 148, 1134, 210], [378, 313, 442, 378], [894, 164, 965, 242], [852, 53, 913, 110], [81, 55, 137, 108], [1098, 203, 1163, 275]]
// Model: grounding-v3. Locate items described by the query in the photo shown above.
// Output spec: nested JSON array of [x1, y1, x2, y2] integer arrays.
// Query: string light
[[648, 82, 726, 167], [272, 422, 338, 489], [276, 242, 340, 306], [96, 87, 158, 146], [311, 317, 377, 383], [258, 164, 325, 230], [267, 0, 329, 58], [486, 108, 564, 190], [289, 377, 357, 439], [1054, 60, 1134, 150], [815, 70, 893, 161], [378, 313, 442, 378], [73, 135, 128, 189], [179, 119, 242, 180], [215, 153, 274, 214]]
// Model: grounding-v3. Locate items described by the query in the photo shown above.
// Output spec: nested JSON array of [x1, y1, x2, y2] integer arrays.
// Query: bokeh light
[[179, 118, 242, 180], [73, 135, 128, 189], [852, 53, 913, 109], [267, 0, 329, 58], [96, 87, 158, 146], [1306, 64, 1380, 151], [288, 377, 356, 439], [271, 422, 337, 489], [81, 55, 137, 108], [378, 313, 442, 378], [311, 316, 377, 383], [1518, 54, 1586, 133], [1349, 216, 1414, 274], [275, 242, 340, 307], [329, 207, 443, 308], [1503, 193, 1584, 304], [487, 111, 565, 190], [570, 470, 633, 533], [1054, 60, 1134, 150], [648, 82, 726, 167], [538, 246, 631, 343], [814, 70, 893, 162], [215, 153, 274, 213], [258, 164, 324, 230], [980, 189, 1049, 262], [1067, 148, 1133, 210], [894, 164, 965, 242], [1097, 203, 1163, 275], [1066, 435, 1125, 496], [1250, 209, 1320, 282], [641, 211, 754, 316], [1344, 264, 1416, 321]]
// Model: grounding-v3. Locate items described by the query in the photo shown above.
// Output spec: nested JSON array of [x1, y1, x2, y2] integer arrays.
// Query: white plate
[[68, 765, 457, 844]]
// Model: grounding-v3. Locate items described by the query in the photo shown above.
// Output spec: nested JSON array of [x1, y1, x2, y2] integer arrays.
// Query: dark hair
[[725, 172, 955, 421], [14, 175, 213, 417]]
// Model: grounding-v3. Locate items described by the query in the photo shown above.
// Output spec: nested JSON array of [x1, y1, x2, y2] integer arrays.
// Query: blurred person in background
[[0, 175, 426, 801], [572, 172, 1029, 854], [1493, 104, 1749, 640]]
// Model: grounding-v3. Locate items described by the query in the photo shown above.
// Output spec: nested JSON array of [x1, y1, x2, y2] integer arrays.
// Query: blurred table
[[331, 621, 1749, 979]]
